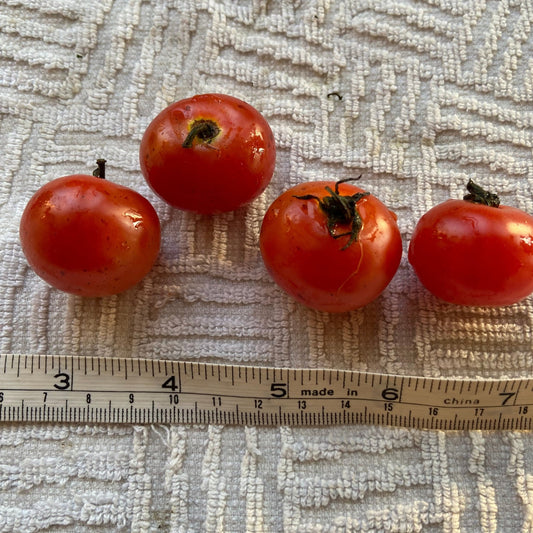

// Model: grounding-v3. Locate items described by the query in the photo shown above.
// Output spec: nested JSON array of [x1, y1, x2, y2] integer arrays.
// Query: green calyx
[[463, 179, 500, 207], [295, 177, 370, 250]]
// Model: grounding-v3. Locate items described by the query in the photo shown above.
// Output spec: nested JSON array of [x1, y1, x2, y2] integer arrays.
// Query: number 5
[[270, 383, 287, 398]]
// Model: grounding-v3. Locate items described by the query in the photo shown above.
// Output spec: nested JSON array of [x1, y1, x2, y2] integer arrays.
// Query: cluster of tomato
[[19, 94, 533, 312]]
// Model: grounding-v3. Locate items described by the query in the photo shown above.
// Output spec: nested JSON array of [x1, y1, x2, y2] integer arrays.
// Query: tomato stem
[[463, 180, 500, 207], [295, 177, 370, 250], [92, 159, 107, 180], [182, 120, 221, 148]]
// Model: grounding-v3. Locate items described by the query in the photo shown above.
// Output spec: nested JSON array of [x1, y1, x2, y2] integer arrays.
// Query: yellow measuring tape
[[0, 354, 531, 430]]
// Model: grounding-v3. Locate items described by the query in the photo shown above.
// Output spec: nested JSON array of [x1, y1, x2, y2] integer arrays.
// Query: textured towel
[[1, 0, 533, 531]]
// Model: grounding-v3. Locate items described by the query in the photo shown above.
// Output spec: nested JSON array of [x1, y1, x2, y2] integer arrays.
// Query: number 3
[[54, 373, 70, 390]]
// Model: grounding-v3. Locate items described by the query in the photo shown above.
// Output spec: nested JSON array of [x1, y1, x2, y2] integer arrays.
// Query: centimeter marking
[[0, 353, 532, 430]]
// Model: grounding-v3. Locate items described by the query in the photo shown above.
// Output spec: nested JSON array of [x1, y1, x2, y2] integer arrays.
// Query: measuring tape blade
[[0, 354, 531, 430]]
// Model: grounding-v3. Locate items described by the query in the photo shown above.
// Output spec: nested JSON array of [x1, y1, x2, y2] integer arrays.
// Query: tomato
[[139, 93, 276, 214], [19, 160, 161, 297], [408, 180, 533, 306], [259, 178, 402, 312]]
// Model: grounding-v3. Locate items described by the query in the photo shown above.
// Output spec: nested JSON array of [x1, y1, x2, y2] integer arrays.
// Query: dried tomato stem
[[182, 120, 221, 148], [295, 177, 369, 250], [463, 180, 500, 207], [92, 159, 106, 179]]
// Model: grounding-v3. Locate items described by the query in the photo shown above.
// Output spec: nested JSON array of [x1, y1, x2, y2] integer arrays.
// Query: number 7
[[500, 392, 516, 406]]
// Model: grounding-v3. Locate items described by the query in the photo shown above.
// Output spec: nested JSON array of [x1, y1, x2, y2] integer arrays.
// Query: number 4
[[162, 376, 178, 392]]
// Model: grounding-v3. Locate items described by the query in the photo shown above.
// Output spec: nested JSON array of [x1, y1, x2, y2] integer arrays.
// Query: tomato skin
[[259, 181, 402, 313], [139, 93, 276, 214], [19, 175, 161, 297], [408, 199, 533, 306]]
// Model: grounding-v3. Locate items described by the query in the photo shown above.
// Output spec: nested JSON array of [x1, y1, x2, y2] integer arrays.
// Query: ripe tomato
[[259, 178, 402, 312], [408, 180, 533, 306], [139, 93, 276, 214], [19, 160, 161, 297]]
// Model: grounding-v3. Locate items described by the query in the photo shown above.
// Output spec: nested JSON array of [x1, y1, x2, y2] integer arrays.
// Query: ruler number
[[382, 387, 399, 412], [53, 372, 71, 390], [270, 383, 288, 398], [162, 376, 179, 392], [169, 394, 179, 405], [499, 392, 516, 406], [382, 387, 399, 401], [519, 406, 528, 415]]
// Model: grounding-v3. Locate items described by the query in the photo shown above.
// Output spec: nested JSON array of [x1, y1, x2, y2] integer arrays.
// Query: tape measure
[[0, 353, 532, 430]]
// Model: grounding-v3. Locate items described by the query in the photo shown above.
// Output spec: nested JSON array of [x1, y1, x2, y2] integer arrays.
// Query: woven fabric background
[[1, 0, 533, 531]]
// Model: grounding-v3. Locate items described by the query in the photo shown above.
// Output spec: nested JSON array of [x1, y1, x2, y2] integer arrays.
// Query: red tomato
[[259, 179, 402, 312], [19, 160, 161, 297], [139, 93, 276, 214], [408, 180, 533, 306]]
